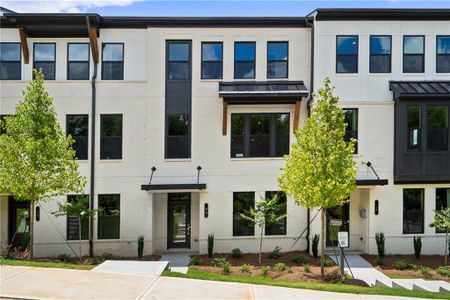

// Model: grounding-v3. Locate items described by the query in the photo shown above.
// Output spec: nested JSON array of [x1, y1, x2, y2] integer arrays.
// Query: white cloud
[[2, 0, 144, 13]]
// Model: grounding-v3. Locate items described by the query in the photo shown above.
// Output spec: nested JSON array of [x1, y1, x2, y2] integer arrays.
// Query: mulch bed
[[34, 255, 161, 265]]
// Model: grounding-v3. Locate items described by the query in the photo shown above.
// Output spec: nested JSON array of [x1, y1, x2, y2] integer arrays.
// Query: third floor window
[[34, 43, 55, 80], [267, 42, 288, 78], [437, 36, 450, 73], [67, 43, 90, 80], [370, 35, 391, 73], [167, 41, 190, 80], [201, 42, 222, 79], [0, 43, 21, 80], [403, 36, 425, 73], [102, 43, 124, 80], [234, 42, 255, 79], [336, 36, 358, 73]]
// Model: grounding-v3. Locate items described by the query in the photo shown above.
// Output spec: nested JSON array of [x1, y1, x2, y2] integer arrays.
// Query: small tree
[[430, 208, 450, 266], [240, 194, 287, 264], [0, 70, 86, 258], [53, 196, 97, 262], [278, 78, 357, 279]]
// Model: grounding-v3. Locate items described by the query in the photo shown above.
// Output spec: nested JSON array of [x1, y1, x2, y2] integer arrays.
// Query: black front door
[[8, 197, 31, 250], [167, 193, 191, 249], [326, 203, 350, 247]]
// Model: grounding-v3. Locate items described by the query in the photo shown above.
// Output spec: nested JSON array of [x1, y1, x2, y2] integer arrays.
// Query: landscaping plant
[[429, 207, 450, 266], [323, 257, 334, 267], [413, 236, 422, 260], [261, 266, 270, 277], [419, 266, 431, 278], [212, 257, 228, 268], [393, 259, 410, 270], [0, 70, 86, 258], [293, 254, 308, 264], [102, 252, 114, 260], [57, 254, 71, 263], [240, 263, 251, 273], [190, 256, 201, 265], [268, 246, 282, 259], [376, 257, 385, 266], [436, 265, 450, 277], [231, 248, 241, 259], [207, 234, 214, 258], [303, 263, 311, 273], [138, 235, 145, 258], [375, 232, 385, 259], [312, 234, 319, 258], [222, 261, 231, 274], [279, 78, 357, 279], [274, 262, 287, 272]]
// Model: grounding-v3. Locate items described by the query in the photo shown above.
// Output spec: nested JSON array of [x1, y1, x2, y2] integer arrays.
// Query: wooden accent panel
[[89, 27, 99, 64], [222, 102, 228, 136], [18, 27, 29, 64], [293, 101, 301, 134]]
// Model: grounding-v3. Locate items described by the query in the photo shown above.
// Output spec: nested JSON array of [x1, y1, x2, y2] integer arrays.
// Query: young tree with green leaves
[[0, 70, 86, 258], [278, 78, 357, 279], [430, 208, 450, 266], [240, 194, 287, 264]]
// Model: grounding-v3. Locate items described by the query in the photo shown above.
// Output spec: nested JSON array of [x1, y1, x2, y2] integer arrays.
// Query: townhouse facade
[[0, 9, 449, 258]]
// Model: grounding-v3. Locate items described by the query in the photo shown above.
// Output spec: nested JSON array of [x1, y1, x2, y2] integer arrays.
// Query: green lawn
[[387, 273, 418, 280], [163, 269, 449, 299], [0, 258, 94, 270]]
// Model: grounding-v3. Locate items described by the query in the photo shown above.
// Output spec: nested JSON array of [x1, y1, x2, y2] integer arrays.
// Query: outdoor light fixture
[[375, 200, 379, 215], [36, 206, 40, 221], [149, 166, 156, 184], [197, 166, 202, 183], [204, 203, 209, 218]]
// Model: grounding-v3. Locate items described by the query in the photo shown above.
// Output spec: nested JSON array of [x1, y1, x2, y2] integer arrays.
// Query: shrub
[[268, 246, 281, 259], [274, 262, 287, 272], [222, 261, 231, 274], [393, 259, 410, 270], [212, 257, 228, 268], [376, 257, 385, 266], [419, 266, 431, 278], [138, 235, 144, 259], [375, 232, 385, 259], [303, 263, 311, 273], [207, 234, 214, 258], [312, 235, 319, 258], [231, 248, 241, 259], [102, 252, 114, 260], [89, 257, 102, 265], [293, 254, 308, 265], [323, 257, 334, 267], [436, 266, 450, 277], [57, 253, 71, 263], [190, 256, 201, 266], [413, 236, 422, 260], [240, 263, 251, 273], [287, 266, 293, 273], [261, 266, 270, 277]]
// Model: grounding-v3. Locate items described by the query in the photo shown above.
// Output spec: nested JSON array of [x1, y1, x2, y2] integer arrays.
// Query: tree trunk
[[445, 229, 448, 267], [78, 217, 82, 263], [29, 202, 35, 259], [259, 227, 263, 264], [320, 208, 326, 280]]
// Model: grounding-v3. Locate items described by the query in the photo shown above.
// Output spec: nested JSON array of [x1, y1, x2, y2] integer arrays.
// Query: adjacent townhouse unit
[[0, 8, 449, 258]]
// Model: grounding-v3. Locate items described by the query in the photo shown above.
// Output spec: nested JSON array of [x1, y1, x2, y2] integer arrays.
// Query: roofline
[[308, 8, 450, 21]]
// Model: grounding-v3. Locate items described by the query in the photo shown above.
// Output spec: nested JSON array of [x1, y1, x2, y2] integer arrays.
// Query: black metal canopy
[[141, 183, 206, 191], [356, 179, 388, 186], [390, 81, 450, 100]]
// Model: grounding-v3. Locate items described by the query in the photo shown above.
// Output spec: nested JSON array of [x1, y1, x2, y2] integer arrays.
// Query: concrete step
[[392, 279, 426, 291], [441, 285, 450, 294], [413, 280, 449, 293], [374, 279, 393, 288]]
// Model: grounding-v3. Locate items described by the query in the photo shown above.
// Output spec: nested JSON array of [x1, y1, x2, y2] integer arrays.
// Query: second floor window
[[403, 36, 424, 73], [370, 36, 391, 73], [403, 189, 424, 234], [166, 114, 190, 159], [427, 105, 448, 151], [67, 43, 90, 80], [231, 113, 289, 158], [267, 42, 288, 78], [66, 115, 88, 160], [100, 114, 122, 160], [234, 42, 255, 79], [343, 109, 358, 153], [407, 105, 421, 150], [0, 43, 21, 80], [336, 36, 358, 73], [34, 43, 55, 80], [201, 42, 222, 79], [168, 42, 190, 80], [437, 36, 450, 73], [102, 43, 124, 80]]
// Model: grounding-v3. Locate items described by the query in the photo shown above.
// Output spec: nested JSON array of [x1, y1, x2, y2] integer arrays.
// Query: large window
[[436, 188, 450, 233], [343, 109, 358, 154], [437, 36, 450, 73], [267, 42, 288, 78], [166, 114, 190, 159], [201, 42, 222, 79], [370, 36, 391, 73], [66, 115, 88, 160], [403, 36, 424, 73], [427, 106, 448, 151], [403, 189, 424, 234], [33, 43, 55, 80], [231, 113, 289, 158], [234, 42, 255, 79], [336, 36, 358, 73], [168, 42, 190, 80], [100, 114, 122, 160], [233, 192, 254, 236], [102, 43, 123, 80], [67, 195, 89, 240], [98, 194, 120, 240], [0, 43, 21, 80], [407, 106, 421, 150], [265, 191, 287, 236], [67, 43, 89, 80]]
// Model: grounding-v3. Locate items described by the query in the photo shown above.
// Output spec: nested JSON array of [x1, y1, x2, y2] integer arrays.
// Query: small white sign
[[338, 231, 349, 248]]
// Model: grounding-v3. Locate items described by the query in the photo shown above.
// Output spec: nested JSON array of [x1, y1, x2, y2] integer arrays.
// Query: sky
[[2, 0, 450, 16]]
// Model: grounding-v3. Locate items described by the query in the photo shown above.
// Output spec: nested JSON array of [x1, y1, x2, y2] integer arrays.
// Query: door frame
[[326, 203, 350, 247], [167, 193, 191, 249], [8, 196, 31, 249]]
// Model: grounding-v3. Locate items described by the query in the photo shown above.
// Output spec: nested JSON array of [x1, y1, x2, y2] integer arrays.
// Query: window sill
[[99, 159, 123, 163], [74, 160, 89, 163], [200, 78, 222, 82], [230, 157, 286, 161], [335, 73, 359, 77], [164, 158, 192, 162]]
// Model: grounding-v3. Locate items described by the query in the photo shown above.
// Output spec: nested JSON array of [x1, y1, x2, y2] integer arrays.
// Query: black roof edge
[[308, 8, 450, 21]]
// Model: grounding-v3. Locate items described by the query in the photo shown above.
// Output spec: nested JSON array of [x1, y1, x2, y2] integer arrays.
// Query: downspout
[[86, 16, 98, 257]]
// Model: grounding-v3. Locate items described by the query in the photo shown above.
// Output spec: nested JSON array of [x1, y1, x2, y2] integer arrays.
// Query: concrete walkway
[[160, 253, 190, 274], [92, 260, 168, 276], [0, 265, 418, 300]]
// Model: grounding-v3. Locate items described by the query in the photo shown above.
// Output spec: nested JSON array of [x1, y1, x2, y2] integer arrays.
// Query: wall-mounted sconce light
[[375, 200, 379, 215], [36, 206, 40, 221], [204, 203, 208, 218], [359, 209, 367, 218]]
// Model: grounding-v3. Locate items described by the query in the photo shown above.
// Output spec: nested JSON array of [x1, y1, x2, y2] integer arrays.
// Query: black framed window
[[403, 189, 424, 234], [67, 195, 89, 240], [0, 43, 21, 80], [403, 36, 424, 73], [67, 43, 89, 80], [407, 105, 421, 151], [267, 42, 288, 78], [102, 43, 123, 80], [336, 36, 358, 73], [100, 114, 122, 160], [233, 192, 255, 236], [98, 194, 120, 240], [343, 109, 358, 154], [234, 42, 255, 79], [231, 113, 289, 158], [168, 42, 190, 80], [201, 42, 222, 79], [265, 191, 287, 236], [427, 105, 448, 151], [33, 43, 55, 80], [370, 36, 391, 73], [436, 188, 450, 233], [437, 36, 450, 73], [166, 114, 190, 159], [66, 115, 88, 160]]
